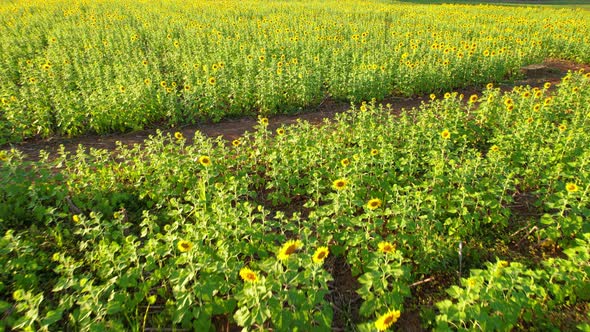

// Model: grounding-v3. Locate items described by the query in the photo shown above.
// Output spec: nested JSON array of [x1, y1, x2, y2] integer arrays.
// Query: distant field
[[395, 0, 590, 7]]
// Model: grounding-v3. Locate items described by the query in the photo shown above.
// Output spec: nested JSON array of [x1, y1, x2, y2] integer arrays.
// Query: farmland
[[1, 0, 590, 331], [1, 0, 590, 143]]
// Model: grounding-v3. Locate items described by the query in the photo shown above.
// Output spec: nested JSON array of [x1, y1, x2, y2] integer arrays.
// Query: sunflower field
[[1, 69, 590, 330], [2, 0, 590, 331], [1, 0, 590, 143]]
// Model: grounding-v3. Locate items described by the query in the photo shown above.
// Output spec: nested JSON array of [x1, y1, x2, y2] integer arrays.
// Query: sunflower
[[332, 178, 348, 190], [522, 91, 531, 98], [239, 267, 259, 283], [506, 104, 514, 112], [208, 77, 216, 85], [232, 139, 240, 147], [566, 182, 579, 193], [144, 78, 151, 85], [440, 129, 451, 140], [370, 149, 379, 156], [468, 94, 478, 104], [198, 156, 212, 167], [374, 309, 401, 331], [486, 83, 494, 89], [160, 81, 167, 88], [544, 82, 551, 89], [544, 97, 553, 106], [29, 77, 37, 84], [340, 158, 350, 167], [490, 145, 499, 153], [142, 60, 148, 66], [174, 132, 183, 140], [72, 215, 80, 223], [558, 123, 567, 131], [429, 94, 436, 101], [276, 128, 285, 135], [259, 117, 269, 126], [312, 246, 329, 264], [367, 198, 382, 210], [177, 240, 193, 252], [378, 241, 395, 254], [533, 104, 541, 112], [277, 240, 303, 260], [119, 86, 126, 93]]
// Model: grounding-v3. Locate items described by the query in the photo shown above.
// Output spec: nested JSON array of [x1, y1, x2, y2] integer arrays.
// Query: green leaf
[[0, 301, 11, 313], [41, 309, 63, 327], [233, 306, 251, 327], [106, 300, 123, 315]]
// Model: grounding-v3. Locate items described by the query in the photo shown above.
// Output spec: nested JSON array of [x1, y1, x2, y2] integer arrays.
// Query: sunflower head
[[374, 309, 401, 331], [440, 129, 451, 140], [198, 156, 212, 167], [332, 178, 348, 191], [232, 139, 240, 147], [277, 240, 303, 260], [378, 241, 395, 254], [276, 128, 285, 135], [312, 246, 329, 264], [340, 158, 350, 167], [367, 198, 382, 210], [566, 182, 579, 193], [259, 117, 269, 126], [370, 149, 379, 156], [468, 94, 478, 104], [239, 267, 259, 283], [177, 240, 193, 252]]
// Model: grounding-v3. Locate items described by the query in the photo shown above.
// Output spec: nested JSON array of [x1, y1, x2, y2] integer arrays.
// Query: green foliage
[[1, 72, 590, 330], [434, 234, 590, 331]]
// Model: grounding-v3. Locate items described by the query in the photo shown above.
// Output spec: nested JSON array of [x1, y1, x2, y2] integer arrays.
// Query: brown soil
[[3, 59, 589, 162]]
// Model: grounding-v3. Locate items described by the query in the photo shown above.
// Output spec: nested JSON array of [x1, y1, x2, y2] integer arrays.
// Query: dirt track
[[3, 59, 589, 162]]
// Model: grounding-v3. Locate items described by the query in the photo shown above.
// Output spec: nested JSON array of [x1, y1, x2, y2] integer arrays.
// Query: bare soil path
[[3, 59, 589, 162]]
